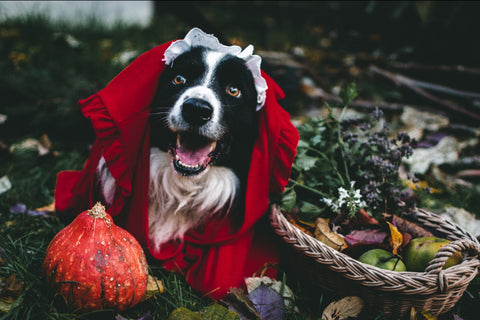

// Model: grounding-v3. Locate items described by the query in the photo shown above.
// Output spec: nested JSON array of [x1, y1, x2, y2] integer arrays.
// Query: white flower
[[322, 181, 366, 215]]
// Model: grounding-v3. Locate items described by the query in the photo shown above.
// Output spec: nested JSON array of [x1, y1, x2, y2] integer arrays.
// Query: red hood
[[55, 39, 299, 299]]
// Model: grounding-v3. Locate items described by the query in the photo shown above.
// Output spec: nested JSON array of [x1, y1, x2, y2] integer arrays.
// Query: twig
[[349, 99, 405, 112], [389, 61, 480, 76], [374, 67, 480, 99], [370, 65, 480, 122], [313, 90, 416, 113], [456, 169, 480, 179]]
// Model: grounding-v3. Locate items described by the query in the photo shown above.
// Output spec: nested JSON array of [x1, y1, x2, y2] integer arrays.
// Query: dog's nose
[[182, 98, 213, 126]]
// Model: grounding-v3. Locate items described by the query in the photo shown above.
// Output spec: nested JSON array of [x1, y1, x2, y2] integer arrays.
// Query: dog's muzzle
[[169, 98, 223, 177]]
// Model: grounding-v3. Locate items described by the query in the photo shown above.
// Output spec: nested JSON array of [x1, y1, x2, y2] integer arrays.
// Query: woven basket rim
[[270, 204, 480, 296]]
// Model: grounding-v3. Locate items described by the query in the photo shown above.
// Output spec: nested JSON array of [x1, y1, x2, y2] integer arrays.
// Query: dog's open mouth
[[171, 133, 219, 176]]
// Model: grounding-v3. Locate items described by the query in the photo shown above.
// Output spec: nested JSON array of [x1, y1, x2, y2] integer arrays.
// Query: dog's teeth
[[209, 141, 217, 152], [176, 154, 180, 160], [177, 159, 201, 169], [176, 134, 181, 147]]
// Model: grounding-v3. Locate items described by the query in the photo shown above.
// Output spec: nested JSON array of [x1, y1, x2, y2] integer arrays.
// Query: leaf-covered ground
[[1, 2, 480, 319]]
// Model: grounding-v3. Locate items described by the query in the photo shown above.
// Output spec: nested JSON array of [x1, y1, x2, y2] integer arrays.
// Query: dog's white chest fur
[[97, 147, 239, 251]]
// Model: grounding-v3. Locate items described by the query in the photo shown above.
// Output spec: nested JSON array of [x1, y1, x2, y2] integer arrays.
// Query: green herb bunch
[[282, 83, 416, 222]]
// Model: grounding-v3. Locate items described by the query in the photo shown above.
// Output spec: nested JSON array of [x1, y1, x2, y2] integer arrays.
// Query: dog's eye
[[226, 85, 241, 98], [173, 75, 186, 85]]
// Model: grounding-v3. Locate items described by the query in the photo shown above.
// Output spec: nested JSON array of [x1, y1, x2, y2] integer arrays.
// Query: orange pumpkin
[[42, 202, 148, 311]]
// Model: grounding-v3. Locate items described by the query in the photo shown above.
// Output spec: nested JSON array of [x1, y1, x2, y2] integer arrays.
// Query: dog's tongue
[[177, 144, 210, 165], [176, 135, 216, 166]]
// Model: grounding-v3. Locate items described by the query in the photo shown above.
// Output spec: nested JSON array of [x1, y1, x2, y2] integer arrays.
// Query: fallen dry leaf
[[245, 276, 295, 309], [248, 283, 285, 320], [222, 287, 262, 320], [322, 296, 364, 320], [8, 134, 54, 156], [347, 209, 380, 229], [410, 307, 438, 320], [35, 201, 56, 213], [387, 221, 403, 255], [0, 274, 24, 301], [314, 217, 347, 251], [389, 215, 434, 238], [142, 274, 164, 301], [38, 133, 52, 156], [286, 214, 314, 236], [344, 228, 387, 246], [0, 176, 12, 195]]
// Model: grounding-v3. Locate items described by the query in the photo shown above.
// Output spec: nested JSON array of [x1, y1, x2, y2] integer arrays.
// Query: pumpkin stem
[[88, 202, 107, 219]]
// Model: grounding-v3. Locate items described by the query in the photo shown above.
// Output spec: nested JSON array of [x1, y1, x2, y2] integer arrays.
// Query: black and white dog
[[97, 28, 267, 251]]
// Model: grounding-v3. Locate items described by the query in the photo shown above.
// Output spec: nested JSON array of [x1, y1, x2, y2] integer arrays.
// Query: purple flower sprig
[[282, 83, 418, 221]]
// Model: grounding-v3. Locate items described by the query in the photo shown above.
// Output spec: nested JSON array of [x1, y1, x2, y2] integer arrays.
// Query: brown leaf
[[322, 296, 364, 320], [314, 218, 348, 251], [142, 274, 164, 301], [38, 133, 52, 156], [348, 209, 380, 228], [286, 214, 314, 236], [8, 134, 53, 156], [0, 274, 23, 300], [402, 232, 412, 248], [389, 215, 434, 238]]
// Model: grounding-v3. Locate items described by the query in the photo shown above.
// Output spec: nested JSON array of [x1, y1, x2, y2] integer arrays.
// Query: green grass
[[0, 11, 479, 320]]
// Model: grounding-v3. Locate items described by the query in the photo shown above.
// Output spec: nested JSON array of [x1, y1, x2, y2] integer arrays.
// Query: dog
[[55, 27, 298, 298], [97, 30, 262, 252]]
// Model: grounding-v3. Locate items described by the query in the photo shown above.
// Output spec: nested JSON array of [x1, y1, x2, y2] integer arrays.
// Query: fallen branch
[[349, 99, 405, 112], [456, 169, 480, 179], [389, 61, 480, 76], [301, 82, 427, 114], [374, 66, 480, 99], [370, 65, 480, 122]]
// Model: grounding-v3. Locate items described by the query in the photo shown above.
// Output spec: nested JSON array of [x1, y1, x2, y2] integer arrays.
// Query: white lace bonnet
[[163, 28, 268, 111]]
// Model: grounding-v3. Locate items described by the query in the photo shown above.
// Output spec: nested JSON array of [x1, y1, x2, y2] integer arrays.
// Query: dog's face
[[150, 46, 259, 180]]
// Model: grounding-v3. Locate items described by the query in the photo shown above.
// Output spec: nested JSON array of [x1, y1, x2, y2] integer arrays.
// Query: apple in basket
[[403, 237, 462, 272], [358, 248, 407, 271]]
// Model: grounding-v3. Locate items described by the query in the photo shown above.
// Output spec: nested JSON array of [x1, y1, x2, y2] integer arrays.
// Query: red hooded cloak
[[54, 39, 299, 299]]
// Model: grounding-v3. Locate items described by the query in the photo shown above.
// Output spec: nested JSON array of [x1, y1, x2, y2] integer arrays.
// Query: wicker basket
[[270, 204, 480, 318]]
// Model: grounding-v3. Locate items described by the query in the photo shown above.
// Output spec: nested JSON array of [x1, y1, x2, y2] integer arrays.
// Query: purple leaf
[[10, 203, 27, 214], [453, 314, 464, 320], [248, 283, 285, 320], [415, 132, 447, 148], [115, 312, 151, 320], [137, 311, 152, 320], [344, 229, 387, 246], [27, 210, 48, 217]]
